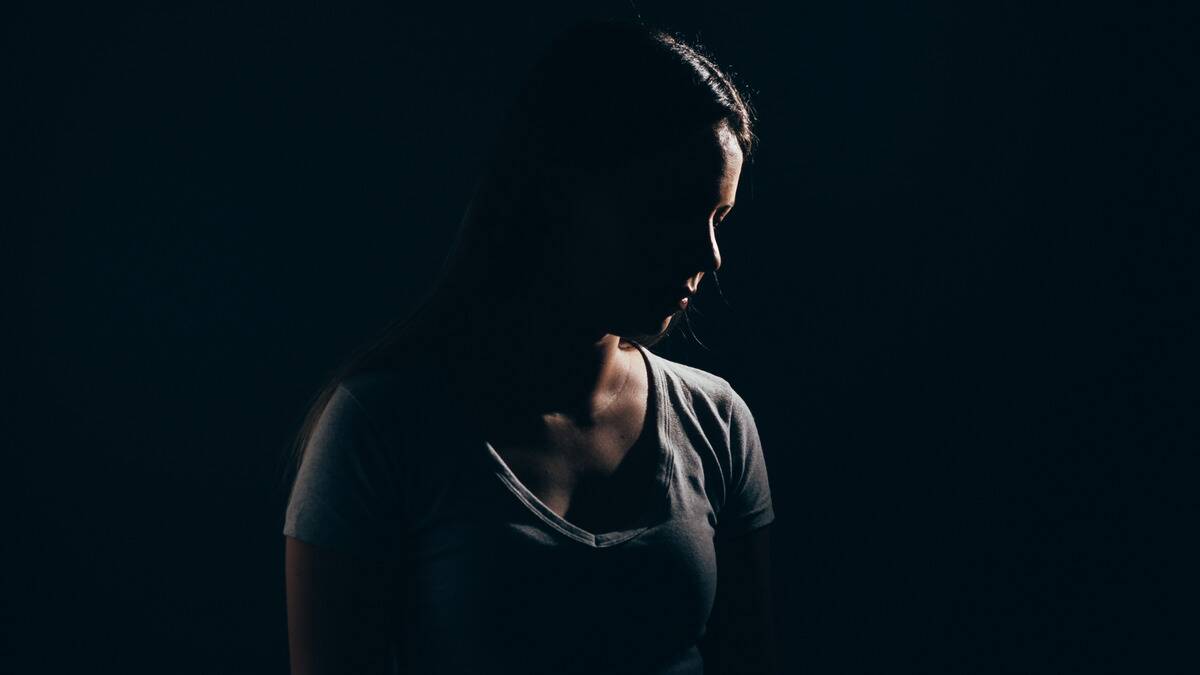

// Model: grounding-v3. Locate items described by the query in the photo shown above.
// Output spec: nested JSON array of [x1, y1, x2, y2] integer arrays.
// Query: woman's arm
[[700, 523, 777, 675], [285, 535, 405, 675]]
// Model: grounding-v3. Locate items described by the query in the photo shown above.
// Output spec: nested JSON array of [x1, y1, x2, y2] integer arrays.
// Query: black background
[[9, 1, 1196, 673]]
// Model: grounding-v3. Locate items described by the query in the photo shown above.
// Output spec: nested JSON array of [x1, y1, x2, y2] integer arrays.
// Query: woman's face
[[554, 122, 744, 339]]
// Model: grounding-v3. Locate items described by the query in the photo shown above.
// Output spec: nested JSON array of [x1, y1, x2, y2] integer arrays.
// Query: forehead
[[623, 123, 743, 204]]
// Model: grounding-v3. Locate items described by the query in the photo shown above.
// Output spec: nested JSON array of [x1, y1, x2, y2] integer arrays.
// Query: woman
[[282, 18, 776, 675]]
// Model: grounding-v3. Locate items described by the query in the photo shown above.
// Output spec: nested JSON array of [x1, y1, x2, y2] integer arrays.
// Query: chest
[[399, 464, 719, 675], [402, 534, 717, 675], [469, 345, 659, 535], [393, 367, 725, 672], [487, 387, 656, 535]]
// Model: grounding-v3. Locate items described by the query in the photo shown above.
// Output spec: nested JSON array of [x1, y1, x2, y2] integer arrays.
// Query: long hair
[[279, 18, 758, 494]]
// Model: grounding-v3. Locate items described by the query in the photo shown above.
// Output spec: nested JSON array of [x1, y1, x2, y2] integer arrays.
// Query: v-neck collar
[[482, 340, 676, 547]]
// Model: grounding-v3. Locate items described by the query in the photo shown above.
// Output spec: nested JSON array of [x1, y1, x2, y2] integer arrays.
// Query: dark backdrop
[[9, 1, 1195, 673]]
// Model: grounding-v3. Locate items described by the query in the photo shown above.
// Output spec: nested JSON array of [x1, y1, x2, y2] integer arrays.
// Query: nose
[[707, 221, 723, 273], [692, 217, 722, 274]]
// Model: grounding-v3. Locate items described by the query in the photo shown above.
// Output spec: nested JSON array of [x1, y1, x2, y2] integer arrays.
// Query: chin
[[610, 290, 684, 335], [623, 308, 678, 340]]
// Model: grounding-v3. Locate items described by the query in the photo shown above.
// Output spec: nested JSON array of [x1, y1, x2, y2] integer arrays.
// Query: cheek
[[566, 214, 642, 278]]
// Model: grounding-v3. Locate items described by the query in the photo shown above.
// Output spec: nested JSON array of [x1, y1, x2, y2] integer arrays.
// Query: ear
[[533, 163, 592, 229], [534, 169, 575, 264]]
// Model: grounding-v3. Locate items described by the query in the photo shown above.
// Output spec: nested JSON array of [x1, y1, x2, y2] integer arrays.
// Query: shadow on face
[[544, 121, 745, 340]]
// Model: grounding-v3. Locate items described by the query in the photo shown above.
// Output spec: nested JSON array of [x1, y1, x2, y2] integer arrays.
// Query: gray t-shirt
[[282, 340, 776, 674]]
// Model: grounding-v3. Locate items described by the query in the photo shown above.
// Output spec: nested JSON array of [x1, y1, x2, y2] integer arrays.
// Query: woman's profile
[[282, 18, 776, 675]]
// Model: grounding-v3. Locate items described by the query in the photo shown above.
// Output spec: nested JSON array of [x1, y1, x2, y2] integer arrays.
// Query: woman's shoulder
[[338, 348, 447, 399], [333, 357, 459, 435], [642, 346, 741, 415]]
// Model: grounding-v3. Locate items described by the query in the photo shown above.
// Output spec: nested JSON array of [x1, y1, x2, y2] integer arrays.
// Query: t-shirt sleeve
[[716, 387, 777, 538], [282, 383, 406, 560]]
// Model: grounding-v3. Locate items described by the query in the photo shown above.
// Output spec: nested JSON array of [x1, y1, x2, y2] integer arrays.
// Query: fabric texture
[[283, 341, 776, 674]]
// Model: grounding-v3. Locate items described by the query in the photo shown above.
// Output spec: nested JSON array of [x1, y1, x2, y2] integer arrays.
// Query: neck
[[427, 281, 637, 434]]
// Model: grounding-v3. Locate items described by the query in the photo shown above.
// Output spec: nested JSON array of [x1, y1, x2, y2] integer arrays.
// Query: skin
[[286, 120, 776, 674]]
